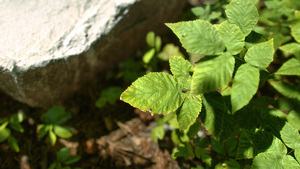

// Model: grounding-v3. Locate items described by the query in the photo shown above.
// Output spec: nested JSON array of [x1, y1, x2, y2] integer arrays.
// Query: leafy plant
[[96, 86, 123, 108], [142, 31, 183, 69], [0, 111, 25, 152], [37, 106, 74, 145], [121, 0, 300, 168], [48, 147, 81, 169]]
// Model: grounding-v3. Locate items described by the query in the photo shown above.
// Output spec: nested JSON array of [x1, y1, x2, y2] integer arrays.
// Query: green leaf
[[203, 93, 235, 139], [57, 147, 71, 162], [0, 127, 10, 143], [172, 143, 194, 159], [166, 20, 225, 55], [64, 156, 81, 165], [280, 122, 300, 149], [245, 39, 274, 69], [177, 95, 202, 130], [169, 56, 192, 89], [225, 0, 259, 36], [282, 155, 300, 169], [291, 23, 300, 43], [146, 31, 155, 47], [269, 80, 300, 101], [42, 106, 71, 125], [121, 72, 184, 114], [8, 136, 20, 152], [49, 130, 57, 146], [37, 124, 50, 139], [151, 125, 165, 143], [276, 58, 300, 76], [231, 64, 260, 112], [96, 86, 123, 108], [215, 21, 245, 55], [287, 110, 300, 130], [158, 44, 183, 61], [143, 49, 155, 64], [236, 130, 254, 159], [252, 152, 283, 169], [279, 43, 300, 57], [264, 137, 287, 156], [295, 148, 300, 162], [53, 125, 73, 139], [191, 53, 235, 94]]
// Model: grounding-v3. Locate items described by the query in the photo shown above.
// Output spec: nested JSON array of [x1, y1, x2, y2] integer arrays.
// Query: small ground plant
[[0, 111, 25, 152], [121, 0, 300, 168], [37, 106, 74, 145]]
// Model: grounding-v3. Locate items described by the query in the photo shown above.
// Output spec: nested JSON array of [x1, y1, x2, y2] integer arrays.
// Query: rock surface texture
[[0, 0, 186, 107]]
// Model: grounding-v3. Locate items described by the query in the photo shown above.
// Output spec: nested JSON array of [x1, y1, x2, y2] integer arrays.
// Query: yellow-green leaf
[[215, 21, 245, 55], [231, 64, 260, 113], [166, 20, 225, 55], [121, 72, 184, 114], [191, 53, 235, 94], [245, 39, 274, 69], [225, 0, 259, 36], [276, 58, 300, 76], [177, 95, 202, 130]]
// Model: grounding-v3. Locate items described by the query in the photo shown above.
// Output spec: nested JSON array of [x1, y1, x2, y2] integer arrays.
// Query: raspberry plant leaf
[[280, 122, 300, 149], [291, 23, 300, 43], [169, 56, 192, 89], [166, 20, 225, 55], [215, 21, 245, 55], [295, 148, 300, 162], [282, 155, 300, 169], [120, 72, 184, 114], [287, 110, 300, 130], [245, 39, 275, 69], [253, 153, 300, 169], [225, 0, 259, 36], [276, 58, 300, 76], [177, 95, 202, 131], [279, 43, 300, 58], [191, 53, 235, 94], [231, 63, 260, 113], [269, 80, 300, 101]]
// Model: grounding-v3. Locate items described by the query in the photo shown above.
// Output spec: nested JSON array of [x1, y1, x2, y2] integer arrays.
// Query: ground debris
[[96, 118, 179, 169]]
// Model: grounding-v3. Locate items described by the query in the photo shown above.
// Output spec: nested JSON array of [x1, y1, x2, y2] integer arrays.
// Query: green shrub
[[121, 0, 300, 168]]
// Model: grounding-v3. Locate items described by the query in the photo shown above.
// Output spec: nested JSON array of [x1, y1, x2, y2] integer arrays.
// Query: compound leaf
[[177, 95, 202, 130], [225, 0, 259, 36], [216, 21, 245, 55], [245, 39, 274, 69], [191, 53, 235, 94], [166, 20, 225, 55], [231, 64, 260, 113], [276, 58, 300, 76], [121, 72, 184, 114]]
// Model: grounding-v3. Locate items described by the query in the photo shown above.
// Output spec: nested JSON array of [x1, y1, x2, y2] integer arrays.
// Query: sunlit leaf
[[231, 64, 260, 112], [167, 20, 225, 55], [121, 72, 184, 114]]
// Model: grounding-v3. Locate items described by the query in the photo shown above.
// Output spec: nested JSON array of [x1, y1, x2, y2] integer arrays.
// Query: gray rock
[[0, 0, 186, 107]]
